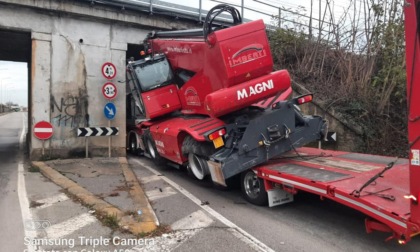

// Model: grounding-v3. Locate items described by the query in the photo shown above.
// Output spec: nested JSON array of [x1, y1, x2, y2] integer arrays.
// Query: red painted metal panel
[[204, 70, 291, 117], [150, 20, 280, 117], [256, 147, 420, 242], [146, 117, 225, 164], [404, 0, 420, 225], [217, 20, 273, 87], [141, 84, 181, 119]]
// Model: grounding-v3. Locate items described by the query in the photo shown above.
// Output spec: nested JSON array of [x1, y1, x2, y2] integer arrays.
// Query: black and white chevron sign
[[77, 127, 119, 137]]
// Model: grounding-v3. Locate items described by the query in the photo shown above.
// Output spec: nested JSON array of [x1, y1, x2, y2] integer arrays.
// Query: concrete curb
[[0, 112, 11, 117], [119, 157, 160, 226], [32, 160, 158, 234]]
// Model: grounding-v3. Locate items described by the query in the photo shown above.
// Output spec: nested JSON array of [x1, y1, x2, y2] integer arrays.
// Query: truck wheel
[[182, 136, 213, 180], [188, 153, 210, 180], [128, 134, 138, 155], [144, 131, 166, 166], [213, 175, 240, 191], [241, 170, 268, 206]]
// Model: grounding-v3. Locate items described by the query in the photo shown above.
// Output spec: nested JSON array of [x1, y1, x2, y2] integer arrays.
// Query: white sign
[[411, 149, 420, 166], [101, 62, 117, 79], [102, 82, 117, 100]]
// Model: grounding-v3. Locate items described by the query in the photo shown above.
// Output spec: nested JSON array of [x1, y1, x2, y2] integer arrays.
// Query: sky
[[162, 0, 353, 27], [0, 61, 28, 107], [0, 0, 351, 108]]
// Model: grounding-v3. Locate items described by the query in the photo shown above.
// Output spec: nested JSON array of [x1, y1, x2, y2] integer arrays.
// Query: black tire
[[182, 135, 214, 157], [241, 170, 268, 206], [212, 174, 241, 191], [128, 133, 138, 155], [182, 136, 215, 180], [144, 131, 166, 166]]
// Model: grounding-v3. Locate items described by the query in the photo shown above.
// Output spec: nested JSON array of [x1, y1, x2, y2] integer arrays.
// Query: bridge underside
[[0, 30, 31, 62], [0, 0, 199, 160]]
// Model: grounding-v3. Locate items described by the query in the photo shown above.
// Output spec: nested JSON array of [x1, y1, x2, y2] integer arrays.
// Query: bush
[[269, 0, 407, 157]]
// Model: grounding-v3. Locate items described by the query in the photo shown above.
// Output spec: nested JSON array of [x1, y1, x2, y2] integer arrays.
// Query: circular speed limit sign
[[102, 82, 117, 100], [101, 62, 117, 79]]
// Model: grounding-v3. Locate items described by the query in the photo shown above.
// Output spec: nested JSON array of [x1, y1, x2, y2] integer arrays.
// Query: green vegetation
[[39, 155, 54, 161], [28, 165, 40, 172], [136, 224, 171, 238], [269, 0, 406, 157], [102, 214, 119, 230]]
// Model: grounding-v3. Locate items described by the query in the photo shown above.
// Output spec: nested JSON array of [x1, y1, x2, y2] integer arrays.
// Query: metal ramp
[[256, 147, 419, 243]]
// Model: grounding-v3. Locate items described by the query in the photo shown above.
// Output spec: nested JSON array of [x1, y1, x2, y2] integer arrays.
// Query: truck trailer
[[126, 2, 420, 243]]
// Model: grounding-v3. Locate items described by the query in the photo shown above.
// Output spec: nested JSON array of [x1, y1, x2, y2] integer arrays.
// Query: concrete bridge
[[0, 0, 200, 159], [0, 0, 363, 160]]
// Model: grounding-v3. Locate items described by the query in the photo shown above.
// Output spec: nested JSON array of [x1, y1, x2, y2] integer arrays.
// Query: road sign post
[[326, 132, 337, 142], [77, 127, 119, 158], [108, 120, 111, 158], [85, 136, 89, 158], [104, 102, 116, 156], [319, 131, 337, 149], [33, 121, 53, 156], [101, 62, 117, 158]]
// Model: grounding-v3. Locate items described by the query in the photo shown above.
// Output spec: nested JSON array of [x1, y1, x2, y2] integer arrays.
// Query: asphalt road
[[2, 111, 418, 251], [0, 113, 134, 252], [0, 112, 26, 251], [131, 156, 420, 252]]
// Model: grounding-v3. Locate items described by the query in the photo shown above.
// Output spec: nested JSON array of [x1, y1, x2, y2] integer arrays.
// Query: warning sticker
[[411, 149, 420, 166]]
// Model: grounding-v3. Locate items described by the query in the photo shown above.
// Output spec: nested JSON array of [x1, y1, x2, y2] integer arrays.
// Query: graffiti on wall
[[51, 92, 89, 128]]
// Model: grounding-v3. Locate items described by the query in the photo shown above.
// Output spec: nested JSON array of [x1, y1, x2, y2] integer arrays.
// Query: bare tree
[[269, 0, 406, 156]]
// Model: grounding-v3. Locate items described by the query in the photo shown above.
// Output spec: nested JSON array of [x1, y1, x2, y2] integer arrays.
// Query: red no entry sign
[[33, 121, 53, 140]]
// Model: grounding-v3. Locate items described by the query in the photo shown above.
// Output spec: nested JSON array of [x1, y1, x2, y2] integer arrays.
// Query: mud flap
[[267, 188, 294, 207], [207, 160, 226, 186]]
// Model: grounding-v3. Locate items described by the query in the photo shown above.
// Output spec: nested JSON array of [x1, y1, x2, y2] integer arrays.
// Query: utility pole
[[0, 67, 7, 113], [199, 0, 202, 22], [0, 77, 11, 113], [241, 0, 244, 19]]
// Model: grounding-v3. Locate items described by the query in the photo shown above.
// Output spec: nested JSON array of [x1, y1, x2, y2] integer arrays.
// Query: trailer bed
[[256, 147, 419, 242]]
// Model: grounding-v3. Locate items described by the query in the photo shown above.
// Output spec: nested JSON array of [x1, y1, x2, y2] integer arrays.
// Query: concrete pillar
[[30, 32, 52, 158]]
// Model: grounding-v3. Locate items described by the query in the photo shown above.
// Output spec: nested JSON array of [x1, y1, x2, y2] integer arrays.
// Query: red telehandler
[[126, 4, 327, 185], [127, 2, 420, 243]]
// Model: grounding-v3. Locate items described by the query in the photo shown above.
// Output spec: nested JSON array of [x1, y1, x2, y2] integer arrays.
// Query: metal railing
[[82, 0, 236, 23], [83, 0, 336, 36]]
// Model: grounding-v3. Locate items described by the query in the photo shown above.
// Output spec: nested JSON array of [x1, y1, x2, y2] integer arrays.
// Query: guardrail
[[81, 0, 238, 24], [82, 0, 335, 35]]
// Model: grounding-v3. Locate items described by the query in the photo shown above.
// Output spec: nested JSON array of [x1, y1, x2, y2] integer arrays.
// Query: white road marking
[[18, 112, 26, 152], [33, 193, 69, 210], [129, 229, 200, 252], [18, 160, 38, 249], [139, 175, 162, 184], [145, 187, 177, 201], [131, 159, 275, 252], [131, 210, 214, 252], [45, 213, 97, 239], [17, 113, 37, 252], [171, 210, 214, 230]]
